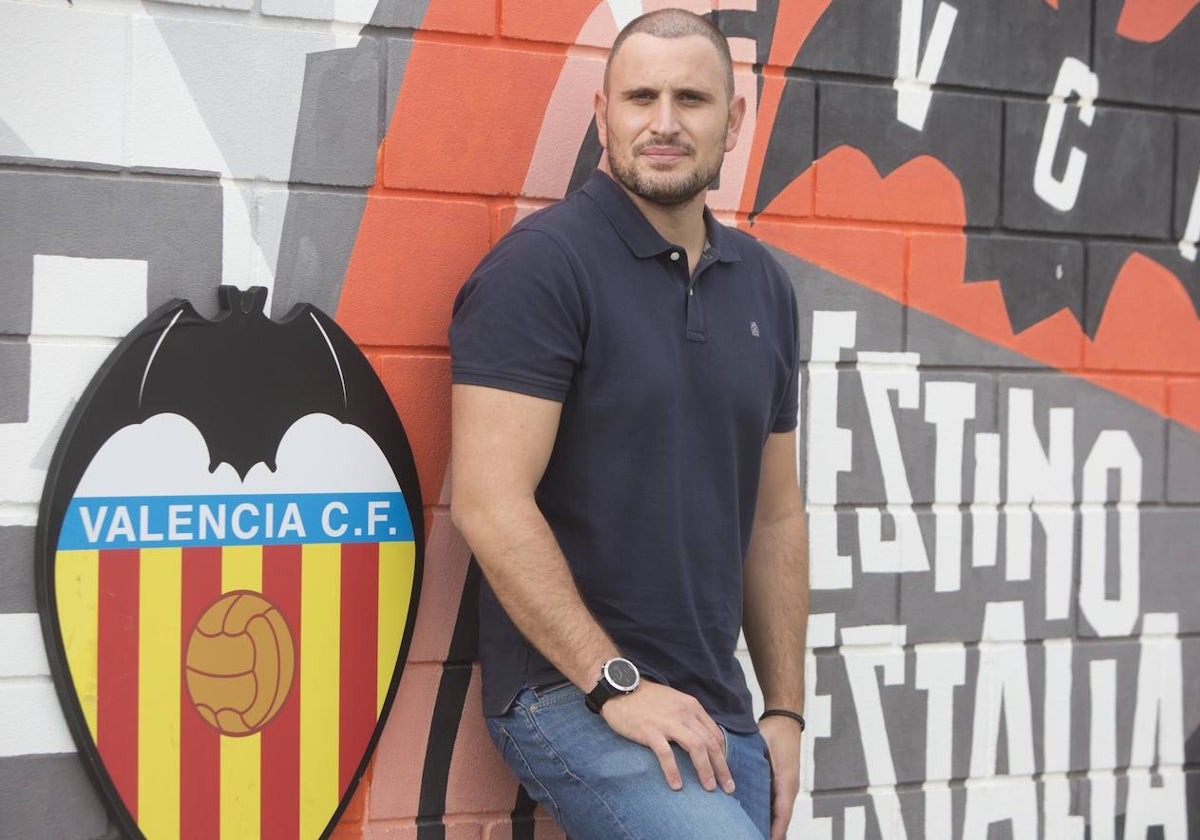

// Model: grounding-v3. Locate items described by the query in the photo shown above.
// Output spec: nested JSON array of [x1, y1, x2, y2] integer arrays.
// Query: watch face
[[605, 658, 639, 692]]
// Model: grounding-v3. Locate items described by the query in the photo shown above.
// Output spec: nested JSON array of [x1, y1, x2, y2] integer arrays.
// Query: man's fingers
[[770, 794, 795, 840], [678, 728, 719, 791], [650, 738, 683, 791]]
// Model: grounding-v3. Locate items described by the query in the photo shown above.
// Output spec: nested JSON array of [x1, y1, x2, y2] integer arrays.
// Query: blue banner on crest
[[58, 492, 413, 550]]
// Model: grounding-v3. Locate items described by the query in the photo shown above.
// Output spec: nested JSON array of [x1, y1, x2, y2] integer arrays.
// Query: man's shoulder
[[510, 187, 603, 240]]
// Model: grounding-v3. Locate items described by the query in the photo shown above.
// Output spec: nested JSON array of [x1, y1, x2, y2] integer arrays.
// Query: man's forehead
[[608, 32, 727, 83]]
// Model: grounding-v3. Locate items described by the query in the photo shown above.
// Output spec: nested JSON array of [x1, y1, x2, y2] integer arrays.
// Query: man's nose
[[649, 99, 681, 135]]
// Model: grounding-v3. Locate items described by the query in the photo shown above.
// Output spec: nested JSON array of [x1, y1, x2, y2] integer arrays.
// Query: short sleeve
[[770, 258, 800, 434], [449, 228, 586, 402]]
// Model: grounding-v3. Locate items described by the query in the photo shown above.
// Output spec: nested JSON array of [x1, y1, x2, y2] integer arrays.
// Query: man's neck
[[615, 179, 710, 273]]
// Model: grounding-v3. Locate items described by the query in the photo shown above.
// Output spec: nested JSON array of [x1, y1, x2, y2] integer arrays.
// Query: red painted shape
[[336, 197, 491, 348], [760, 0, 836, 67], [180, 547, 222, 838], [747, 147, 1200, 434], [1116, 0, 1198, 42], [1085, 253, 1200, 375], [261, 544, 303, 840], [1044, 0, 1059, 9], [815, 146, 965, 225], [740, 1, 832, 215], [500, 0, 602, 45], [378, 355, 452, 506], [419, 0, 495, 36], [383, 42, 566, 197], [751, 218, 905, 301], [1169, 378, 1200, 419], [339, 542, 379, 795], [97, 549, 140, 820]]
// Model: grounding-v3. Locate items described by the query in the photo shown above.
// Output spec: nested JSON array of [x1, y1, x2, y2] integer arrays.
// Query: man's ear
[[725, 93, 747, 152], [594, 90, 608, 150]]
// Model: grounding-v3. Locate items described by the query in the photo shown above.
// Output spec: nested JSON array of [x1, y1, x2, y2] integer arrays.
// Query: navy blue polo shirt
[[449, 170, 799, 732]]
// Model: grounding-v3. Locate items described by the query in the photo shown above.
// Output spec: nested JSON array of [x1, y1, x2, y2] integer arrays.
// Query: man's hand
[[759, 715, 802, 840], [600, 682, 735, 795]]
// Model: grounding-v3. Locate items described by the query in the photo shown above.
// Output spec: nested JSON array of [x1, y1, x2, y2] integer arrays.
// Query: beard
[[607, 138, 724, 207]]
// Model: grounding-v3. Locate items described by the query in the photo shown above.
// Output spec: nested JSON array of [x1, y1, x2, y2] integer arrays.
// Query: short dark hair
[[603, 8, 735, 98]]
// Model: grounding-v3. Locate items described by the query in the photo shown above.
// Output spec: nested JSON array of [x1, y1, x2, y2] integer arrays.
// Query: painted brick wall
[[1, 1, 1198, 839]]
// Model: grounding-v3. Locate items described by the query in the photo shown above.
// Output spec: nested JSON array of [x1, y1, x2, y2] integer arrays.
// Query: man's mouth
[[637, 144, 691, 164]]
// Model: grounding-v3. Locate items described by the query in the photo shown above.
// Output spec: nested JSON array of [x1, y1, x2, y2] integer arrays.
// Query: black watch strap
[[585, 658, 640, 713]]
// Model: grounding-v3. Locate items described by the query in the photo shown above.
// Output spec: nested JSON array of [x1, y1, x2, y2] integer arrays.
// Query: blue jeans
[[485, 683, 771, 840]]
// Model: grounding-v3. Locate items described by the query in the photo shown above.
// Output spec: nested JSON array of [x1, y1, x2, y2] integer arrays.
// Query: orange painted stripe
[[180, 547, 222, 839], [97, 549, 139, 820], [262, 544, 302, 840], [339, 542, 379, 794]]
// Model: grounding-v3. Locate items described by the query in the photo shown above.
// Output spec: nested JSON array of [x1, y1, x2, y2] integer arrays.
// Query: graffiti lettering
[[1181, 169, 1200, 262], [894, 0, 959, 131], [857, 352, 929, 573], [1034, 57, 1100, 212], [1079, 431, 1141, 637]]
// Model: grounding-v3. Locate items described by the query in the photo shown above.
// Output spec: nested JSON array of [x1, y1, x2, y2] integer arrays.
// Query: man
[[448, 9, 809, 839]]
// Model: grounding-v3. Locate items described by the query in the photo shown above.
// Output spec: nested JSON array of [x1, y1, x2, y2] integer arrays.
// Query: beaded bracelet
[[759, 708, 806, 731]]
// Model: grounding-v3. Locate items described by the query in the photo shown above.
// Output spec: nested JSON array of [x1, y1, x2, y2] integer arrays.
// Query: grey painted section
[[1093, 0, 1200, 110], [0, 168, 223, 333], [0, 526, 35, 614], [272, 189, 369, 318], [816, 82, 1002, 226], [965, 236, 1086, 334], [367, 0, 431, 30], [1175, 115, 1200, 241], [1140, 510, 1200, 635], [1003, 101, 1174, 239], [770, 245, 904, 365], [0, 341, 30, 424], [752, 78, 815, 217], [289, 41, 381, 188], [1166, 419, 1200, 502], [771, 253, 1195, 824], [0, 754, 113, 840], [798, 0, 1091, 96], [997, 372, 1166, 506]]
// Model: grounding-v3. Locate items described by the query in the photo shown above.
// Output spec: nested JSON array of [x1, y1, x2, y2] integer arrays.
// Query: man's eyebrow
[[620, 86, 659, 99]]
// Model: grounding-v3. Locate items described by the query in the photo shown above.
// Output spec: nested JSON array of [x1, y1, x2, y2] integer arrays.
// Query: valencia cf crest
[[35, 286, 423, 840]]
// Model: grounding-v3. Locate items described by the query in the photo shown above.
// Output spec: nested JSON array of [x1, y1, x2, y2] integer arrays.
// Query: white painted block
[[0, 3, 127, 166], [1, 256, 147, 505], [0, 677, 75, 757], [261, 0, 379, 24], [0, 342, 116, 506], [154, 0, 252, 12], [30, 256, 148, 338], [129, 17, 358, 182], [0, 614, 50, 678]]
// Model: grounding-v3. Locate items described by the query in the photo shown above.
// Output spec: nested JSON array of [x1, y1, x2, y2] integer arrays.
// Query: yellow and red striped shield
[[39, 292, 423, 840]]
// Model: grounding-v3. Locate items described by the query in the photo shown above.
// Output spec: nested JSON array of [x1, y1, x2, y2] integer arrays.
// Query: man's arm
[[742, 430, 809, 840], [449, 383, 733, 793]]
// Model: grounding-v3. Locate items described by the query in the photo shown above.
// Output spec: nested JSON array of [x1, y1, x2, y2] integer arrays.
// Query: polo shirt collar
[[580, 170, 742, 264]]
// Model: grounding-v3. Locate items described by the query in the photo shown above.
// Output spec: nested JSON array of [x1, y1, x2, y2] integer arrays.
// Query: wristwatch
[[585, 657, 641, 713]]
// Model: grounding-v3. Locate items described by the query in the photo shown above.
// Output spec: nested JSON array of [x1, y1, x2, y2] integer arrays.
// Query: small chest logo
[[750, 321, 760, 338]]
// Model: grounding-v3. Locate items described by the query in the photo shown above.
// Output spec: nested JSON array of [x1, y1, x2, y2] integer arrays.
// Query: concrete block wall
[[1, 0, 1198, 838]]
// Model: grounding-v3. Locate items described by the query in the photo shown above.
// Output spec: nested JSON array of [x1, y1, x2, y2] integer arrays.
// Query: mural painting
[[1, 0, 1198, 838]]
